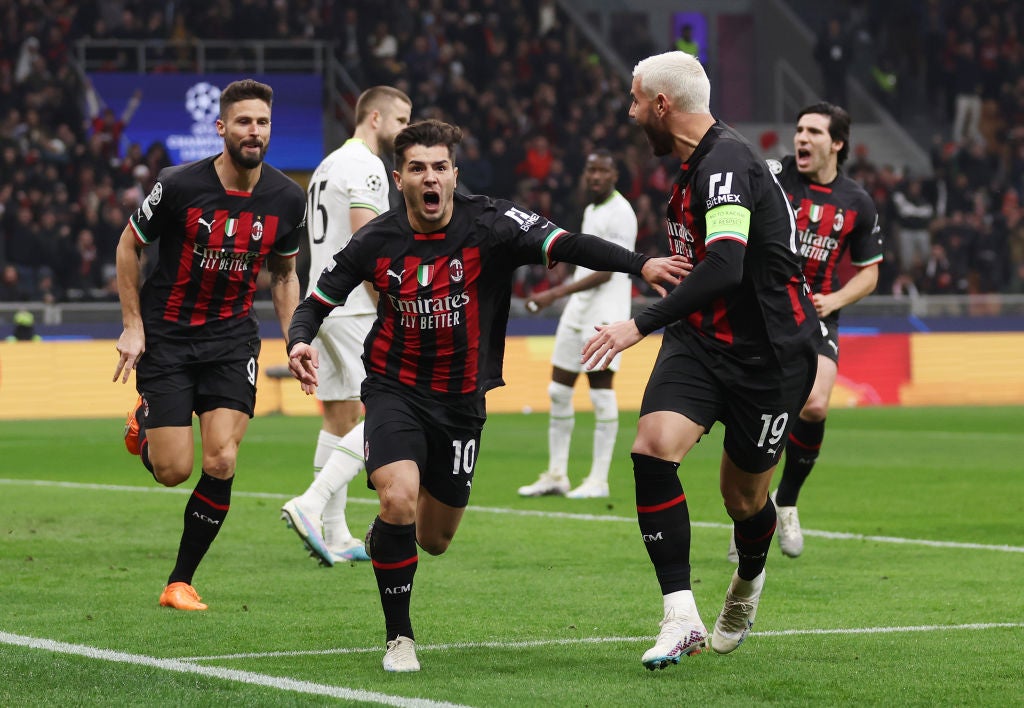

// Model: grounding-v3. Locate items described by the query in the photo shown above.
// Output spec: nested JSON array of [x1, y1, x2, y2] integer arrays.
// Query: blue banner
[[86, 73, 324, 170]]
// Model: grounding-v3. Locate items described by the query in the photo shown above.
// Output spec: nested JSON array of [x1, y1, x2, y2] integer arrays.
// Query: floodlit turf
[[1, 406, 1022, 706]]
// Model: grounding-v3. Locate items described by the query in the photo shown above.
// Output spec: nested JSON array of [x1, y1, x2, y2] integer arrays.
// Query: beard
[[642, 123, 674, 157], [226, 139, 267, 169]]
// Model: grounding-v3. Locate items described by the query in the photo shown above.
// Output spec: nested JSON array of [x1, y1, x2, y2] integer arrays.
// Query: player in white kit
[[518, 149, 638, 499], [281, 86, 412, 565]]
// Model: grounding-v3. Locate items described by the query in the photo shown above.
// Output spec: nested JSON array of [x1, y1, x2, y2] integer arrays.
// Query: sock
[[662, 589, 698, 618], [321, 423, 366, 547], [775, 418, 825, 506], [168, 471, 232, 586], [369, 516, 418, 641], [296, 430, 344, 517], [734, 497, 776, 582], [140, 438, 154, 477], [547, 381, 574, 477], [633, 453, 691, 594], [588, 388, 618, 483], [135, 405, 155, 477]]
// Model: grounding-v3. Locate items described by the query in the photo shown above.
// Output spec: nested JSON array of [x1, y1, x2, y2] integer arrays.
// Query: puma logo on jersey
[[827, 339, 839, 355], [387, 268, 406, 283], [198, 217, 216, 233]]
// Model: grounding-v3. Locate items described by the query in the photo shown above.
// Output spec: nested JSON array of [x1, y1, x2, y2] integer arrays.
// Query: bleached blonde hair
[[632, 51, 711, 114]]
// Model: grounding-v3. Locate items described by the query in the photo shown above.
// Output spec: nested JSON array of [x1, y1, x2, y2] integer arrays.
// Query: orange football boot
[[123, 395, 146, 455], [159, 582, 208, 611]]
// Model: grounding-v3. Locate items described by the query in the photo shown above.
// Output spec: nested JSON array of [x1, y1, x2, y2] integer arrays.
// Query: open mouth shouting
[[422, 189, 442, 214], [795, 146, 813, 171]]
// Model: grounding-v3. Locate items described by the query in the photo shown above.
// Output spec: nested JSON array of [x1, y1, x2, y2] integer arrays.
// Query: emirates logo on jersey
[[449, 258, 464, 283], [251, 219, 264, 241]]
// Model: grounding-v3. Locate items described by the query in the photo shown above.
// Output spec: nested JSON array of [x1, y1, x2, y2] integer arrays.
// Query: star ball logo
[[185, 82, 221, 123], [166, 81, 224, 162]]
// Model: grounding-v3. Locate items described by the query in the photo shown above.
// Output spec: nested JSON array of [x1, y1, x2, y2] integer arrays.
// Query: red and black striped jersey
[[772, 154, 883, 298], [636, 122, 818, 366], [130, 155, 305, 339], [291, 192, 647, 397]]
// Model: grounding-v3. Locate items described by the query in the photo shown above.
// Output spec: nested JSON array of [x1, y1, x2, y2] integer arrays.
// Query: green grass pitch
[[1, 406, 1022, 706]]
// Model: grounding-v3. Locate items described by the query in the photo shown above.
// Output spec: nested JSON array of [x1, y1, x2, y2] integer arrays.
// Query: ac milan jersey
[[772, 154, 883, 301], [293, 192, 647, 396], [130, 156, 305, 339], [640, 121, 818, 366]]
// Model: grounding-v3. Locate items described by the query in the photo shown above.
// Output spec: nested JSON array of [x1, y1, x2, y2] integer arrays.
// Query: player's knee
[[801, 395, 829, 422], [589, 388, 618, 422], [201, 448, 238, 479], [722, 491, 764, 521], [548, 381, 575, 417], [417, 530, 453, 556], [152, 464, 191, 487], [377, 490, 418, 525]]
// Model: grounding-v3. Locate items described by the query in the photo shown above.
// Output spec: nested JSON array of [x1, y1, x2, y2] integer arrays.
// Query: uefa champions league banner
[[86, 73, 324, 170]]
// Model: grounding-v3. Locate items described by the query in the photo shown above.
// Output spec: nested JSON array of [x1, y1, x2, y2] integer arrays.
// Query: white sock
[[663, 589, 699, 618], [548, 381, 574, 478], [320, 422, 366, 547], [588, 388, 618, 484], [296, 430, 344, 515]]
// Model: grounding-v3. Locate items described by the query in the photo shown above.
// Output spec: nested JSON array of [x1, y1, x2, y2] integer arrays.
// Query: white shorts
[[551, 318, 621, 374], [312, 314, 373, 401]]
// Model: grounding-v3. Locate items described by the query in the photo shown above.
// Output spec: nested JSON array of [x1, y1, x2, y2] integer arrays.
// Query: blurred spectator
[[674, 24, 701, 60], [892, 178, 935, 277], [0, 264, 32, 301], [84, 80, 142, 161], [62, 228, 105, 300], [457, 136, 493, 194], [814, 18, 852, 108], [921, 243, 956, 294], [951, 38, 984, 145], [6, 309, 41, 341]]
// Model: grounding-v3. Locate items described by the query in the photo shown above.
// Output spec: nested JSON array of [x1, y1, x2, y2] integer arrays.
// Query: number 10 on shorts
[[451, 439, 477, 475]]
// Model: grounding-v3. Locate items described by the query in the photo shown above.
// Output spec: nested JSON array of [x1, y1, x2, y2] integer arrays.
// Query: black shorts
[[640, 332, 816, 474], [816, 315, 839, 363], [361, 376, 486, 508], [136, 334, 261, 427]]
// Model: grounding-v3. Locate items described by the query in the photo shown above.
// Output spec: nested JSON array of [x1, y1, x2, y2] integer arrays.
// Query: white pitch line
[[0, 631, 469, 708], [181, 623, 1024, 662], [2, 478, 1023, 554]]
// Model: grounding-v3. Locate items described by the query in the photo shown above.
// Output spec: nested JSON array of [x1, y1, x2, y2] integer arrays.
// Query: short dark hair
[[797, 101, 851, 166], [394, 119, 463, 169], [219, 79, 273, 119]]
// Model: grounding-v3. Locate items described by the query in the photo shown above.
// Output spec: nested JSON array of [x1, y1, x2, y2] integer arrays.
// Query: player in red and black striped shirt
[[113, 79, 306, 611], [763, 103, 882, 559], [581, 51, 820, 667], [287, 119, 688, 672]]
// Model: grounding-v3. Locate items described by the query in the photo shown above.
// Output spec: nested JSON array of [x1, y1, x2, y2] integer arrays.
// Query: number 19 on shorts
[[757, 412, 789, 448]]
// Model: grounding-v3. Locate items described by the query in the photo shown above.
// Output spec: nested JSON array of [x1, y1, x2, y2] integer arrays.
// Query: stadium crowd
[[0, 0, 1022, 307]]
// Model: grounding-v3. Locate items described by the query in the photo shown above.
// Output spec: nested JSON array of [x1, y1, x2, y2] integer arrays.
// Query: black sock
[[775, 418, 825, 506], [369, 516, 418, 642], [135, 405, 155, 477], [167, 471, 232, 586], [734, 497, 776, 581], [632, 452, 691, 594]]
